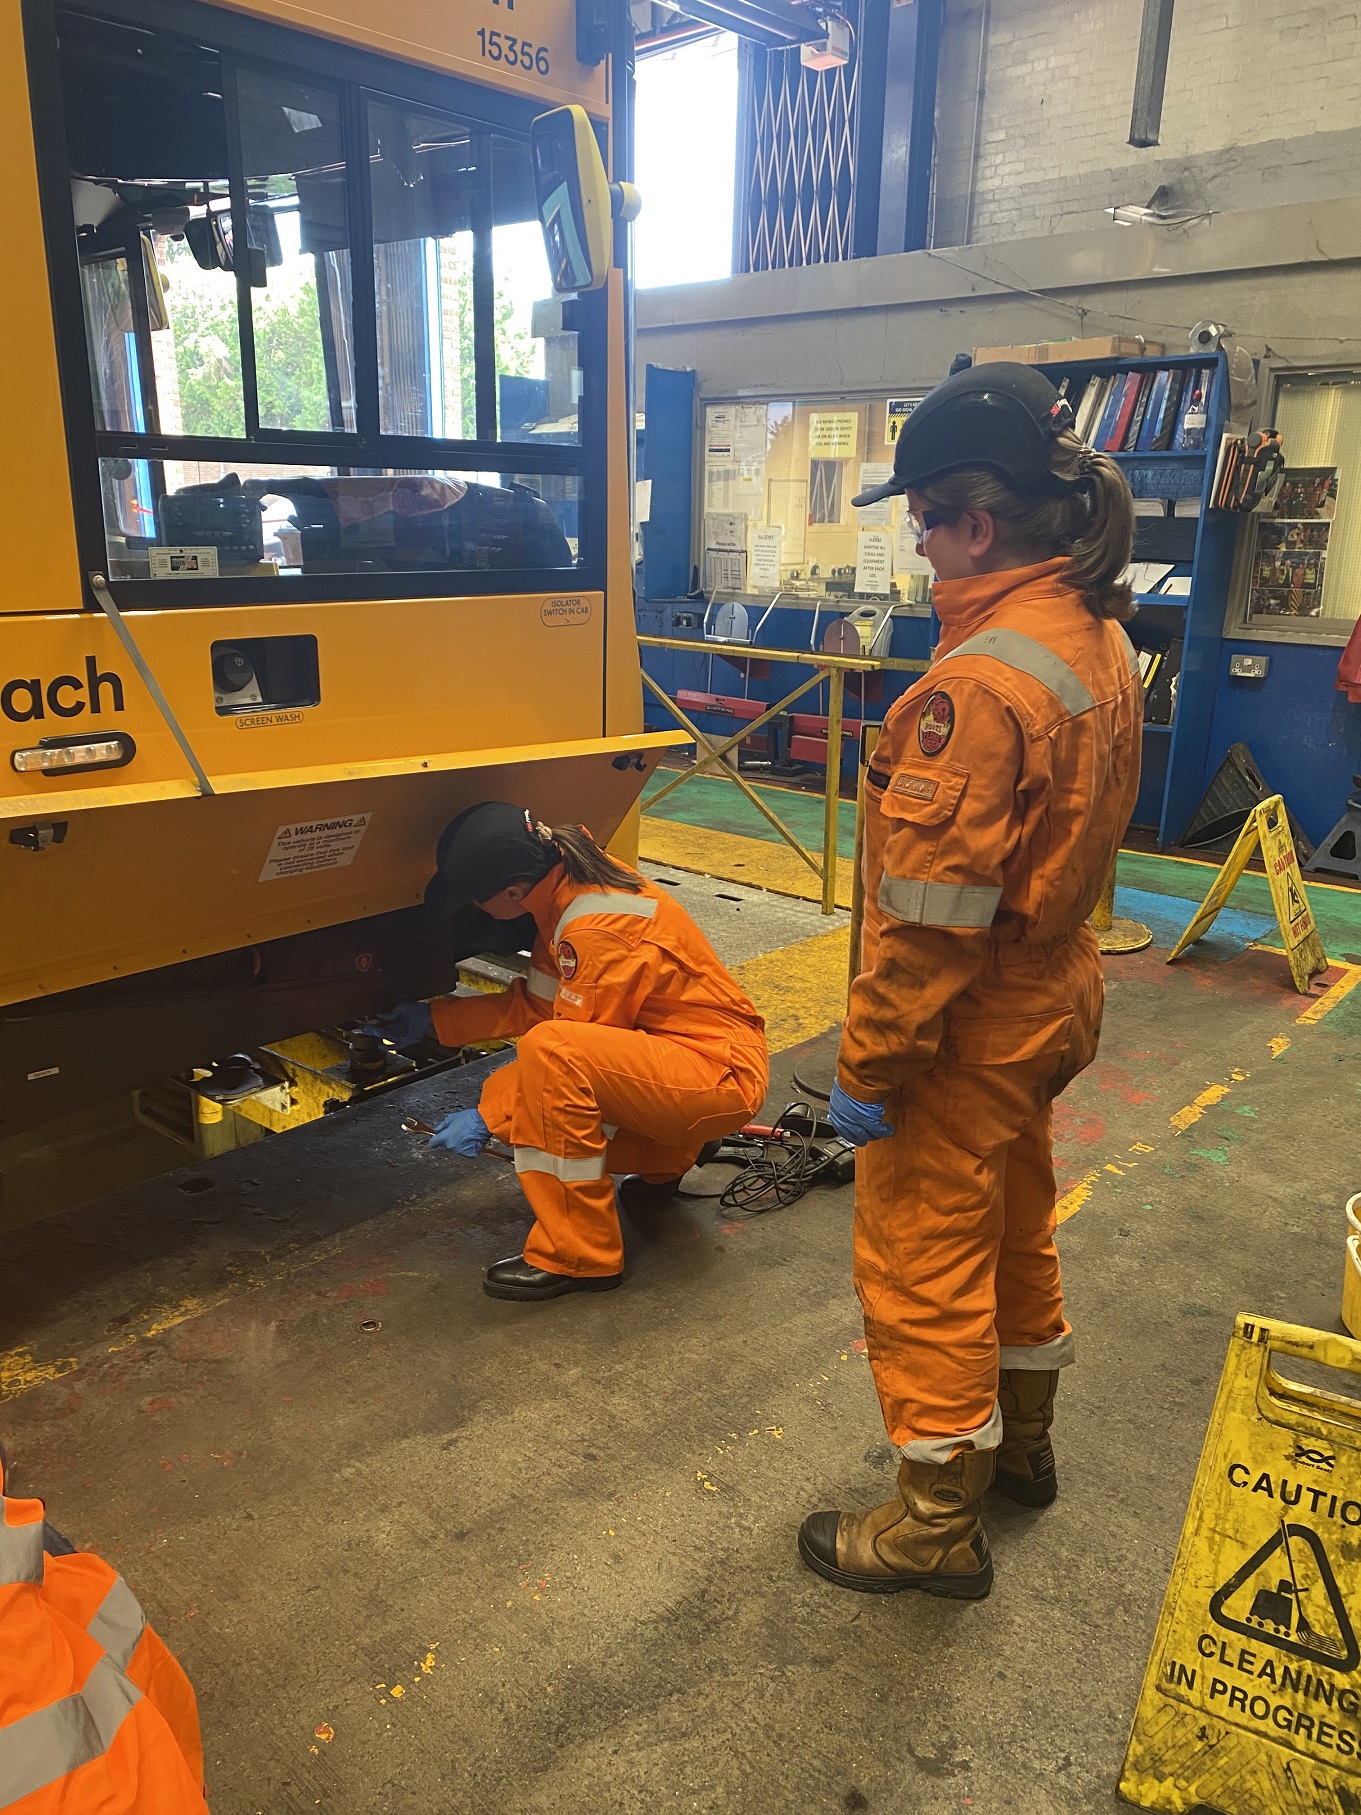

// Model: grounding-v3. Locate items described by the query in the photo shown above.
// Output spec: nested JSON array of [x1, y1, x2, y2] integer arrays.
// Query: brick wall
[[933, 0, 1361, 246]]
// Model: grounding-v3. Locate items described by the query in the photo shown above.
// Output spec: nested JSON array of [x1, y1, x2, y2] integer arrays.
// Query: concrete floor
[[2, 864, 1360, 1812]]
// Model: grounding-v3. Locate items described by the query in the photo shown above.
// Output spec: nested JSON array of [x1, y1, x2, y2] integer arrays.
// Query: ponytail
[[919, 427, 1136, 621], [532, 820, 644, 892]]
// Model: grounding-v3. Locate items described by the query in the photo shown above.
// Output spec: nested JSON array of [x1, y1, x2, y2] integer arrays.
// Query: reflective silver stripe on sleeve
[[877, 876, 1003, 928], [553, 892, 657, 945], [526, 967, 558, 1003], [999, 1331, 1075, 1370], [601, 1122, 619, 1139], [937, 627, 1095, 717], [86, 1575, 147, 1671], [0, 1513, 44, 1586], [0, 1654, 141, 1806], [1121, 631, 1141, 678], [513, 1147, 607, 1183]]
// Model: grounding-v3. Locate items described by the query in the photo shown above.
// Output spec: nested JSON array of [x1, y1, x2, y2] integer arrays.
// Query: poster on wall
[[808, 411, 859, 458], [855, 464, 895, 527], [885, 397, 920, 446], [748, 526, 783, 591], [855, 529, 894, 597], [1247, 467, 1338, 620], [767, 478, 807, 564]]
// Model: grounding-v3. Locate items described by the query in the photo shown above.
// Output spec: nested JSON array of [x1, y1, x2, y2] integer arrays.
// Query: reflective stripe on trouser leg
[[900, 1403, 1003, 1464], [503, 1023, 623, 1277], [998, 1332, 1075, 1370], [994, 1103, 1072, 1363], [853, 1057, 1069, 1454]]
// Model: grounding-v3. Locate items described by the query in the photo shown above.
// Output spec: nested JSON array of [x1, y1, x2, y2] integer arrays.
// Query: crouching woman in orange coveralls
[[376, 803, 769, 1302], [798, 362, 1143, 1599]]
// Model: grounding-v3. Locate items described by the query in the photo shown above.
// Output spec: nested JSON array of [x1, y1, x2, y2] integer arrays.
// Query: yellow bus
[[1, 0, 668, 1168]]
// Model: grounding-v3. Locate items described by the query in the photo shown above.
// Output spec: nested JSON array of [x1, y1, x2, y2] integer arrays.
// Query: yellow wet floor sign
[[1121, 1316, 1361, 1811], [1167, 795, 1328, 993]]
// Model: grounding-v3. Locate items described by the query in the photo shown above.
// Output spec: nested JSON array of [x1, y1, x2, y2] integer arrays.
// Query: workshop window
[[52, 4, 595, 600], [1236, 371, 1361, 641]]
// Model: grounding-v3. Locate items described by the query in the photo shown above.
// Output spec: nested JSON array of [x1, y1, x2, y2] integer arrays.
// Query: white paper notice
[[260, 813, 371, 883], [856, 464, 895, 526], [855, 529, 893, 597], [705, 464, 739, 512], [704, 512, 746, 553], [749, 526, 783, 590], [704, 550, 746, 592], [734, 403, 770, 464], [767, 479, 807, 563], [705, 403, 735, 460], [634, 478, 652, 524], [894, 508, 933, 577]]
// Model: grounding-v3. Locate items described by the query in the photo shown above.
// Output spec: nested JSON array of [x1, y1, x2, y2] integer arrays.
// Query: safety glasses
[[902, 505, 958, 540]]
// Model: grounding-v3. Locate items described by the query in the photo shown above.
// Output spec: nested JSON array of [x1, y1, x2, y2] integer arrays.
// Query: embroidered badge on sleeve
[[918, 691, 955, 755]]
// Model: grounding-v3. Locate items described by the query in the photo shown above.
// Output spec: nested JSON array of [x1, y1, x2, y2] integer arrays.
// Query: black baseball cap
[[853, 362, 1079, 508], [424, 801, 558, 916]]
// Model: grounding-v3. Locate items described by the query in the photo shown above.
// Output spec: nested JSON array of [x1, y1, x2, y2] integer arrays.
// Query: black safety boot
[[482, 1256, 622, 1301], [617, 1175, 685, 1212], [992, 1369, 1059, 1507], [798, 1450, 995, 1598]]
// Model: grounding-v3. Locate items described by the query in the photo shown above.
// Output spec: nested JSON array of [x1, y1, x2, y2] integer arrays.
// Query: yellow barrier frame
[[637, 634, 928, 916]]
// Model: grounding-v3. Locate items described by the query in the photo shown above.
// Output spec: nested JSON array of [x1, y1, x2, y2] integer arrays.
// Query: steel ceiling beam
[[673, 0, 826, 48]]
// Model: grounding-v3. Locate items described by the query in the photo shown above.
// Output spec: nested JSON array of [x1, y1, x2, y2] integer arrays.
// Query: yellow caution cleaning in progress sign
[[1121, 1316, 1361, 1812], [1167, 795, 1328, 994]]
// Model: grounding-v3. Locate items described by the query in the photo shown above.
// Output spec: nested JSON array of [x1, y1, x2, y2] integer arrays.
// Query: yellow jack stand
[[1091, 859, 1152, 953]]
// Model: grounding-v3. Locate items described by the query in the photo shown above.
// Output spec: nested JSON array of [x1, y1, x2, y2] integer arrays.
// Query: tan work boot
[[797, 1449, 994, 1598], [993, 1369, 1059, 1507]]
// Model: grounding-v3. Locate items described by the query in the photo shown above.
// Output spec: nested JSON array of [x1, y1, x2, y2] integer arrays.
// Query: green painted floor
[[642, 771, 858, 859], [642, 771, 1361, 953]]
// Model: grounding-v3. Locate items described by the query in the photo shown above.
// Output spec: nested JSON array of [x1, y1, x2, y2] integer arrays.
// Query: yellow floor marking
[[1269, 1035, 1291, 1058], [640, 817, 854, 910], [1056, 1171, 1102, 1223], [0, 1346, 78, 1402], [1060, 1068, 1250, 1226], [1169, 1082, 1232, 1132], [1295, 962, 1361, 1024], [732, 925, 851, 1055]]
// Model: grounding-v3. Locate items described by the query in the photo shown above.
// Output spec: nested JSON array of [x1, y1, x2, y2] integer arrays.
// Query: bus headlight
[[11, 732, 136, 774]]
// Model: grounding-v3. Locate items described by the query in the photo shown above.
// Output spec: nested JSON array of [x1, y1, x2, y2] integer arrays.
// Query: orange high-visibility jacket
[[840, 559, 1142, 1100], [431, 865, 767, 1080], [0, 1478, 207, 1811]]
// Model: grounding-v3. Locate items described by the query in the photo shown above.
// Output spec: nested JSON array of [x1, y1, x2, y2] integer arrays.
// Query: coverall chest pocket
[[938, 1009, 1076, 1158], [874, 764, 968, 826], [553, 981, 595, 1021]]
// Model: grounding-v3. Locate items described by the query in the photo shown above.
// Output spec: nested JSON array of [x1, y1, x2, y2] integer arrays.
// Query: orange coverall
[[839, 558, 1142, 1461], [0, 1468, 207, 1811], [431, 867, 769, 1276]]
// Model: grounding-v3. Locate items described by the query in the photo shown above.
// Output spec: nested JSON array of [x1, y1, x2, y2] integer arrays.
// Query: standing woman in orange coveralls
[[799, 362, 1142, 1599], [375, 803, 768, 1302]]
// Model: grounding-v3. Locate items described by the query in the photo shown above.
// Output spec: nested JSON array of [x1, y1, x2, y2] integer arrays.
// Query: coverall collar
[[517, 864, 569, 931], [932, 557, 1073, 656]]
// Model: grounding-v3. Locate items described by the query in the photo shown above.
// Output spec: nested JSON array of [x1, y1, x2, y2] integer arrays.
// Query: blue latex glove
[[429, 1106, 491, 1157], [365, 1000, 434, 1048], [828, 1079, 894, 1148]]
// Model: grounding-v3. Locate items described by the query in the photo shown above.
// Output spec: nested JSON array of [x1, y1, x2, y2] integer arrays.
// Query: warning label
[[259, 814, 371, 883], [1122, 1317, 1361, 1811]]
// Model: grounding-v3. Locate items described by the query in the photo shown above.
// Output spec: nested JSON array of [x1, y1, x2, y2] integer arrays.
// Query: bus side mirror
[[531, 104, 641, 297]]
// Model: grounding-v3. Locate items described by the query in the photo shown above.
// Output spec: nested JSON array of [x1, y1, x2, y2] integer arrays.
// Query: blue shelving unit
[[1034, 350, 1236, 847]]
